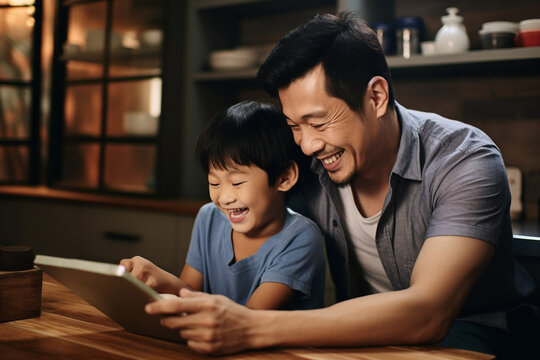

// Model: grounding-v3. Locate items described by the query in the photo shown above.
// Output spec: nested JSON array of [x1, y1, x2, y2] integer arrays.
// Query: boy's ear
[[276, 161, 299, 192]]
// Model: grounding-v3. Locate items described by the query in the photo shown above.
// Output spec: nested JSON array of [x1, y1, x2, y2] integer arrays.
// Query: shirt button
[[332, 219, 338, 227]]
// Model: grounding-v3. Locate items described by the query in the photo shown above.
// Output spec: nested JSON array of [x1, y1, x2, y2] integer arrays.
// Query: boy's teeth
[[229, 208, 248, 218]]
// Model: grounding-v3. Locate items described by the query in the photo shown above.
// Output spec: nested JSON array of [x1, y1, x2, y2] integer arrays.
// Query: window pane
[[104, 144, 156, 193], [106, 78, 160, 136], [0, 6, 34, 81], [65, 2, 106, 79], [0, 145, 28, 181], [64, 83, 102, 136], [109, 0, 163, 77], [60, 143, 99, 188], [0, 1, 35, 5], [0, 85, 31, 139]]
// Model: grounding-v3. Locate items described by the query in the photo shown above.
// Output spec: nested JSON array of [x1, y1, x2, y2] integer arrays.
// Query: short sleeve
[[260, 217, 325, 297], [425, 145, 510, 245], [185, 203, 213, 274]]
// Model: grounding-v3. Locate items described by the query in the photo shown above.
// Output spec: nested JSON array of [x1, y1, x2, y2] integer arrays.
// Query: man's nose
[[297, 128, 325, 156]]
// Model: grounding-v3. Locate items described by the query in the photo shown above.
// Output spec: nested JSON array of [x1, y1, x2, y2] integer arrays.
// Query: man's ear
[[276, 161, 299, 192], [367, 76, 389, 118]]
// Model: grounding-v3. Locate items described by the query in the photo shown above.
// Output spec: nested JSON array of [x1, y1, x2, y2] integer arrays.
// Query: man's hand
[[145, 289, 259, 354]]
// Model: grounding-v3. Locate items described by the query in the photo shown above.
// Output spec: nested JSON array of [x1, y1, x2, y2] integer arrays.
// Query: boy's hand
[[120, 256, 178, 293]]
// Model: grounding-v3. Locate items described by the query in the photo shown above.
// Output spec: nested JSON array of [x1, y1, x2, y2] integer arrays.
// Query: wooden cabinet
[[48, 0, 186, 197], [0, 0, 42, 185], [0, 198, 195, 273]]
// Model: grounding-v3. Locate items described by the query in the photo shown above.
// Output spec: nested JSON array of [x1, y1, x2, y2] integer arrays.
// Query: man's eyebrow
[[285, 111, 327, 123]]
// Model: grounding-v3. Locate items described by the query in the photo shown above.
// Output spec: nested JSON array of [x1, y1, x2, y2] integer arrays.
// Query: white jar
[[434, 7, 470, 54]]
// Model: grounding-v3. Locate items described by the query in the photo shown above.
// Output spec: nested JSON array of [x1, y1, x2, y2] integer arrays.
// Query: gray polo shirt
[[290, 102, 534, 328]]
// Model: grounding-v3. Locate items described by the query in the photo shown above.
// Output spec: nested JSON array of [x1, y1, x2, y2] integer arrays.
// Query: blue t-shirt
[[186, 202, 326, 310]]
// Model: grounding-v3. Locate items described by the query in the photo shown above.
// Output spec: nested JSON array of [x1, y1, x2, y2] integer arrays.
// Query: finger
[[179, 287, 207, 298], [186, 339, 220, 355], [119, 259, 133, 271], [145, 298, 185, 315]]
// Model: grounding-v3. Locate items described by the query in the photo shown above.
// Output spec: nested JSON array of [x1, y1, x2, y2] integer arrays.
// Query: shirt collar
[[392, 102, 422, 181]]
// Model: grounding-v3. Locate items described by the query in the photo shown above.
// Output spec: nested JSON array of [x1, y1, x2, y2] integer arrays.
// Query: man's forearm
[[246, 289, 452, 349]]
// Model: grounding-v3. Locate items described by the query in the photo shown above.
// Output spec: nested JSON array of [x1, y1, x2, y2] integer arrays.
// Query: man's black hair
[[257, 12, 395, 112], [196, 101, 303, 186]]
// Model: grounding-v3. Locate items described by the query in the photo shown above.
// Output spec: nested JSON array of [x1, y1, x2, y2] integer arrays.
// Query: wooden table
[[0, 275, 494, 360]]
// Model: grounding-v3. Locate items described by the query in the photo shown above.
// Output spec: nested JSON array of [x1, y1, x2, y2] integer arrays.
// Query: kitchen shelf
[[61, 46, 162, 66], [387, 47, 540, 69], [193, 47, 540, 82], [194, 68, 258, 81], [193, 0, 334, 12]]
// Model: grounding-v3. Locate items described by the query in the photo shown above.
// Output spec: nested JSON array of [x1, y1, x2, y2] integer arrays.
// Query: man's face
[[279, 64, 378, 185]]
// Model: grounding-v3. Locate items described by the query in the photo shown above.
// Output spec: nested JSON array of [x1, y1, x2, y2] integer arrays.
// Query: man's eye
[[311, 123, 325, 129], [288, 123, 299, 128]]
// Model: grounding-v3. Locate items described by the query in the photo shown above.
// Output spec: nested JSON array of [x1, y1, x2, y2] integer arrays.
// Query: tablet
[[34, 254, 184, 343]]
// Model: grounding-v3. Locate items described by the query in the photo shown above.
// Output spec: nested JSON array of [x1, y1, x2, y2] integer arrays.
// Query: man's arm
[[146, 235, 493, 354]]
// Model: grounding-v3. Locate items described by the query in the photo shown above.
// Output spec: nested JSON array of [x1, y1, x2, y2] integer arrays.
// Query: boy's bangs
[[207, 146, 252, 172]]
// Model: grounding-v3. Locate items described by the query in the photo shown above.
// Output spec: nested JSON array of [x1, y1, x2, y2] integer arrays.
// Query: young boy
[[121, 101, 325, 310]]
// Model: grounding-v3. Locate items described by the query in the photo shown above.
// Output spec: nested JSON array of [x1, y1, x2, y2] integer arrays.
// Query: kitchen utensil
[[394, 16, 424, 58], [435, 7, 470, 54], [479, 21, 518, 49], [209, 48, 258, 71]]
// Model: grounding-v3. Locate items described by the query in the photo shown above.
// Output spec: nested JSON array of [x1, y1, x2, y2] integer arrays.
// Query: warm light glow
[[9, 0, 34, 5], [149, 78, 162, 118]]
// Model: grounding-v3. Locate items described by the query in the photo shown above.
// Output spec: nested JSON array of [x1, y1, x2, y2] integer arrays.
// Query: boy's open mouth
[[229, 207, 249, 222]]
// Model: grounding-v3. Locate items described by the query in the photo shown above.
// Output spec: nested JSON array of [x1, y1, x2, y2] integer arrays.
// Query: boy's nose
[[218, 188, 236, 205]]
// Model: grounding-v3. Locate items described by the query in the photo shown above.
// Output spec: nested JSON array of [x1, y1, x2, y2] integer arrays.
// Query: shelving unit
[[183, 0, 539, 200]]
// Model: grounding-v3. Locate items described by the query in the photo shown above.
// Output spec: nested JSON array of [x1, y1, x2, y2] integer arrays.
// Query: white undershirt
[[337, 184, 392, 293]]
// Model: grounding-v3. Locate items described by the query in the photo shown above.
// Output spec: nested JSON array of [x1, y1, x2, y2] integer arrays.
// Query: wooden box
[[0, 267, 42, 322]]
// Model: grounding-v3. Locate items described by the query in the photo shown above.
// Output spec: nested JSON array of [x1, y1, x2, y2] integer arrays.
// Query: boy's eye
[[208, 182, 219, 187], [232, 181, 246, 186]]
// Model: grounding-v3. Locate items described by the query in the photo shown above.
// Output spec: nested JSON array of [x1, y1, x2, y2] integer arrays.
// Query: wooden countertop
[[0, 186, 206, 215], [0, 275, 494, 360]]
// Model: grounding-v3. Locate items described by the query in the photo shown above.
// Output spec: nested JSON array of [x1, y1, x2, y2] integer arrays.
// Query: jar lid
[[520, 18, 540, 31], [371, 22, 394, 31], [479, 21, 519, 35], [442, 7, 463, 24], [394, 16, 424, 30]]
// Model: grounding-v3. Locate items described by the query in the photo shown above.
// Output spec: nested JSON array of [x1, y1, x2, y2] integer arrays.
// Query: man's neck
[[351, 108, 400, 217]]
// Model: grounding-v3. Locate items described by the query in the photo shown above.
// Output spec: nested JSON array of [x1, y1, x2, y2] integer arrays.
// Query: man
[[146, 12, 537, 358]]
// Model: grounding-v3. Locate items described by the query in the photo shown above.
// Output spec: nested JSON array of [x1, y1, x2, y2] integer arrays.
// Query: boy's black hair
[[196, 101, 303, 186], [257, 12, 395, 113]]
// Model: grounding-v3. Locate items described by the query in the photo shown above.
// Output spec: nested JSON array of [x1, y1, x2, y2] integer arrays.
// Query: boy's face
[[208, 164, 285, 240]]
